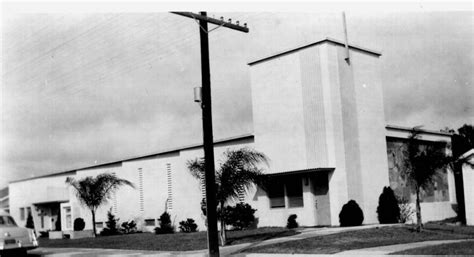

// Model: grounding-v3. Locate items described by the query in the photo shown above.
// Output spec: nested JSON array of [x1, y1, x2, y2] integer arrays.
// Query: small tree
[[286, 214, 298, 229], [25, 212, 34, 229], [339, 200, 364, 226], [121, 220, 137, 234], [154, 211, 174, 234], [397, 196, 415, 223], [73, 218, 85, 231], [401, 127, 451, 231], [187, 147, 268, 246], [377, 186, 400, 224], [222, 203, 256, 230], [179, 218, 198, 233], [66, 173, 134, 237], [101, 208, 121, 236]]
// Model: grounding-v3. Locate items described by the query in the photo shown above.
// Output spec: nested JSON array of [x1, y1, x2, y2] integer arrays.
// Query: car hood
[[0, 226, 29, 239]]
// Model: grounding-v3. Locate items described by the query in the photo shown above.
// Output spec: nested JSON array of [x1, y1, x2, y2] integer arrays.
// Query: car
[[0, 211, 38, 256]]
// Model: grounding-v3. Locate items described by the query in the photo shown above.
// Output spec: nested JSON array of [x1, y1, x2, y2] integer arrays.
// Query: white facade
[[8, 38, 457, 234], [461, 150, 474, 225]]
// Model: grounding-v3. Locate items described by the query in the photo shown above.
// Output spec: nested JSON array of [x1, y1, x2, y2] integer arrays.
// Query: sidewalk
[[335, 239, 474, 255]]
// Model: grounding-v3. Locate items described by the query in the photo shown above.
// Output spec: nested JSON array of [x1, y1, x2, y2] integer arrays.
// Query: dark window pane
[[268, 180, 285, 208], [287, 177, 303, 208]]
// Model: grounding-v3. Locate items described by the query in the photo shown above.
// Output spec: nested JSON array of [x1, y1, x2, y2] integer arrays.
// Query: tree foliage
[[73, 218, 85, 231], [286, 214, 298, 229], [339, 200, 364, 226], [179, 218, 198, 233], [222, 203, 256, 230], [155, 211, 174, 234], [401, 127, 451, 231], [186, 147, 268, 245], [100, 208, 121, 236], [377, 186, 400, 224], [66, 173, 134, 237]]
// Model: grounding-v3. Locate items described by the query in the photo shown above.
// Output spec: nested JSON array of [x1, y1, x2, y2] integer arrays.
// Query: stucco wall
[[9, 172, 73, 232], [462, 150, 474, 225], [250, 52, 308, 173]]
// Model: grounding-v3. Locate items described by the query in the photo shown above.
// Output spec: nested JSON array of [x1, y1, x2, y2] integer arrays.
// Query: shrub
[[339, 200, 364, 226], [377, 186, 400, 224], [154, 211, 174, 234], [39, 230, 49, 238], [73, 218, 85, 231], [100, 208, 121, 236], [222, 203, 256, 230], [179, 218, 198, 233], [121, 220, 137, 234], [25, 213, 35, 229], [286, 214, 298, 229], [397, 196, 415, 223]]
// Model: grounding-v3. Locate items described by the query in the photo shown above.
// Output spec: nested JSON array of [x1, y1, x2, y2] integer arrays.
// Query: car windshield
[[0, 215, 17, 226]]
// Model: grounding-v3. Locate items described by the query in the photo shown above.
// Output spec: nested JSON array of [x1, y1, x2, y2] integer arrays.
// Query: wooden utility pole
[[171, 11, 249, 257]]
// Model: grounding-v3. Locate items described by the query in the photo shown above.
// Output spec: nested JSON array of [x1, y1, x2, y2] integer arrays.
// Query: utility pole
[[171, 11, 249, 257]]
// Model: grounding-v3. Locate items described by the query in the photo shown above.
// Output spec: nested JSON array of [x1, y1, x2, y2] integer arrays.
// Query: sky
[[1, 3, 473, 188]]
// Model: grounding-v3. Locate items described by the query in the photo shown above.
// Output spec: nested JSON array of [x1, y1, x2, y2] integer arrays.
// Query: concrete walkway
[[335, 239, 474, 255]]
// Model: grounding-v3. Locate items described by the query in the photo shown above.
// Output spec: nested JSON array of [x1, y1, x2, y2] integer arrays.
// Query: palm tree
[[187, 147, 268, 245], [401, 127, 451, 232], [65, 173, 134, 237]]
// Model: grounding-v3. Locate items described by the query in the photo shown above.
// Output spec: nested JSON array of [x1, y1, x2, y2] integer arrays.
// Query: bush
[[39, 230, 49, 238], [154, 211, 174, 234], [339, 200, 364, 226], [286, 214, 298, 229], [179, 218, 198, 233], [73, 218, 85, 231], [100, 208, 121, 236], [25, 213, 34, 229], [121, 220, 137, 234], [377, 186, 400, 224], [397, 196, 415, 223], [222, 203, 256, 230]]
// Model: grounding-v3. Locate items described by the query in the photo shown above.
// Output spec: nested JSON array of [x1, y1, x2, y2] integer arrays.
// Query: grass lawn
[[37, 227, 298, 251], [244, 225, 474, 254], [392, 240, 474, 255]]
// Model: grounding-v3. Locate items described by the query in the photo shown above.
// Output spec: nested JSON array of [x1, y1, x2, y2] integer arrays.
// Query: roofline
[[248, 37, 381, 66], [266, 167, 335, 177], [9, 170, 77, 184], [385, 125, 453, 137], [459, 149, 474, 160], [9, 133, 254, 184]]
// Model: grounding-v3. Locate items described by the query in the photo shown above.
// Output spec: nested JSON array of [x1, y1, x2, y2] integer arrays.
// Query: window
[[20, 207, 25, 220], [95, 222, 104, 228], [268, 181, 285, 208], [287, 178, 304, 208], [144, 219, 156, 226], [26, 207, 31, 216], [267, 177, 304, 208], [64, 207, 72, 229], [0, 216, 17, 226]]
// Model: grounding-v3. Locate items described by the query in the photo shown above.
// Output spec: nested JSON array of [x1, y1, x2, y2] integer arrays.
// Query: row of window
[[19, 206, 31, 221], [268, 177, 304, 208]]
